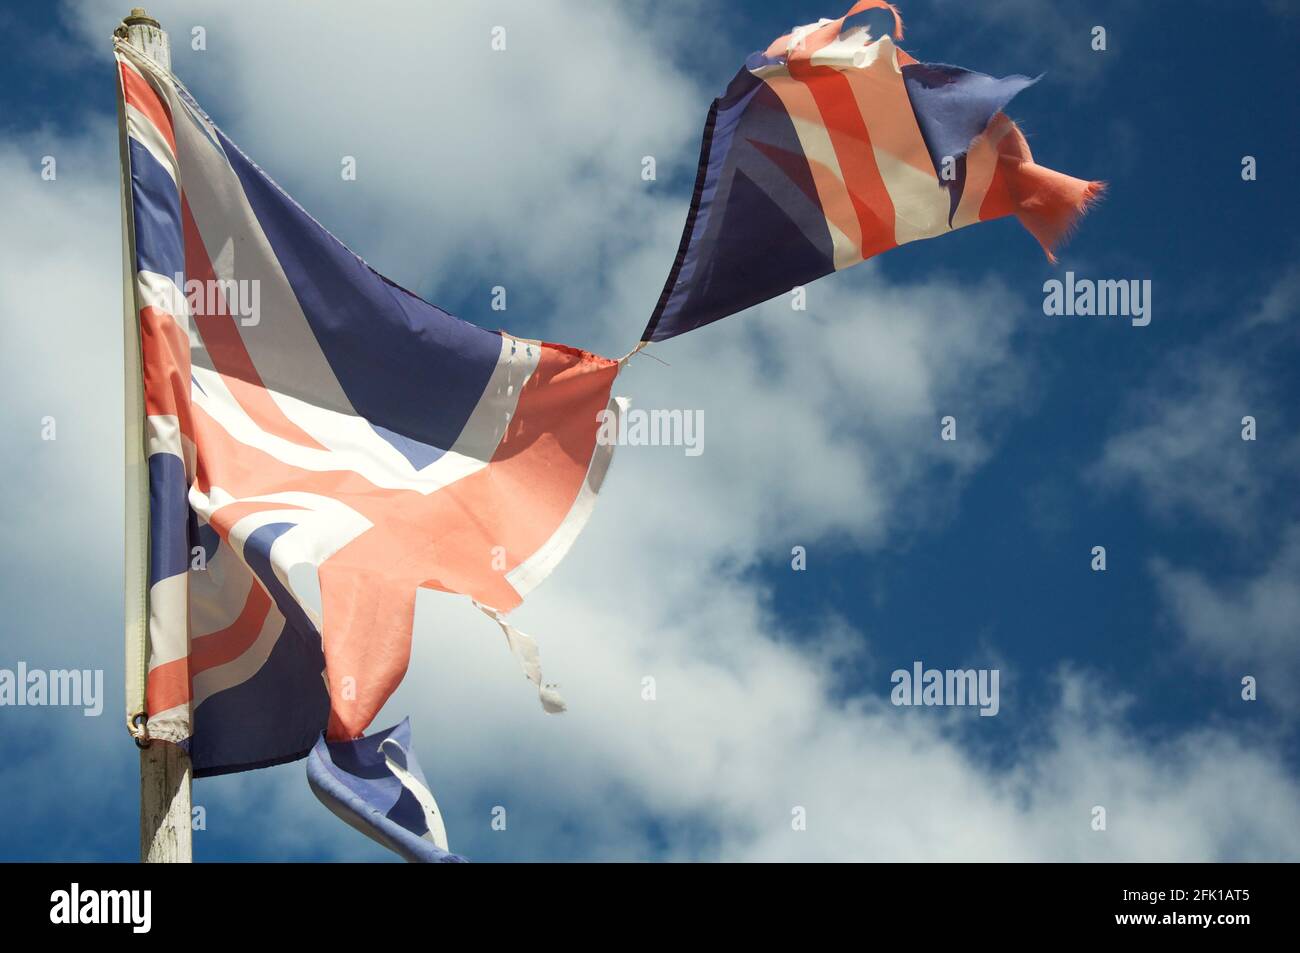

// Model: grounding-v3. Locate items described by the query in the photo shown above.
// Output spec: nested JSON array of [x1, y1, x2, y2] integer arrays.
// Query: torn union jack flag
[[643, 0, 1104, 342], [115, 39, 623, 779]]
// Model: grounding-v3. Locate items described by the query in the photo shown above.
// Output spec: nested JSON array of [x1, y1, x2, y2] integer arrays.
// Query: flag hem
[[641, 96, 721, 343], [191, 743, 316, 779], [116, 41, 152, 735]]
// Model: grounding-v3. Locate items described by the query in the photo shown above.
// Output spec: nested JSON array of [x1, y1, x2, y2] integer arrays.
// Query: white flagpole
[[115, 7, 192, 864]]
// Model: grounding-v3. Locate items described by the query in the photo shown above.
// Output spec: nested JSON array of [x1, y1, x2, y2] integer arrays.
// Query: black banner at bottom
[[3, 861, 1285, 940]]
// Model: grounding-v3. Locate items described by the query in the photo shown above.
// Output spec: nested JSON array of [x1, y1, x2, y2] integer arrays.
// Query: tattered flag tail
[[307, 719, 467, 863], [643, 0, 1103, 342]]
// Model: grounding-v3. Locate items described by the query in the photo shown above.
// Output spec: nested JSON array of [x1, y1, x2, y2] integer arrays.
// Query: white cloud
[[1247, 263, 1300, 328], [924, 0, 1115, 94], [1088, 357, 1267, 532], [0, 125, 126, 647], [1089, 266, 1300, 713], [1154, 525, 1300, 712], [1087, 260, 1300, 534]]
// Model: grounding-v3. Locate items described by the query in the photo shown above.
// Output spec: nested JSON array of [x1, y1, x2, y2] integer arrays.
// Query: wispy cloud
[[1087, 266, 1300, 535], [1154, 525, 1300, 713]]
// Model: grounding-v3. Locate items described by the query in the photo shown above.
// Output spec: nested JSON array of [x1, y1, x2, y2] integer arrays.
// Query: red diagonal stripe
[[119, 61, 176, 154]]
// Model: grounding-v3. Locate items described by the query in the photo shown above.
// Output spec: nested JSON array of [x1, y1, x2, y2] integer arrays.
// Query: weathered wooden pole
[[139, 738, 192, 862], [115, 6, 192, 864], [119, 7, 170, 69]]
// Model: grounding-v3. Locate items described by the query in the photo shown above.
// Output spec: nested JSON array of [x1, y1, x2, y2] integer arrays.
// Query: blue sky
[[0, 0, 1298, 862]]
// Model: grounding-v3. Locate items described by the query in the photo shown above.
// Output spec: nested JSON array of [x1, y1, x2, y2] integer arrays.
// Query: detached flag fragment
[[643, 0, 1104, 342], [115, 37, 623, 781], [307, 719, 466, 863]]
